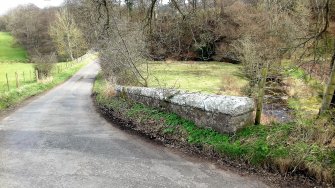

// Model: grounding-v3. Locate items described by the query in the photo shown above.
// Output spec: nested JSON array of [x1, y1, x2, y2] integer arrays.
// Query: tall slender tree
[[49, 8, 87, 61]]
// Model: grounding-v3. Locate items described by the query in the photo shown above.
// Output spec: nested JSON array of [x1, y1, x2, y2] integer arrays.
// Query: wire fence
[[0, 61, 77, 93], [0, 70, 33, 92]]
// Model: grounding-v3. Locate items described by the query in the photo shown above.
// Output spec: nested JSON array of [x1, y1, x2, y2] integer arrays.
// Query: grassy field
[[0, 32, 27, 62], [0, 63, 35, 92], [147, 62, 248, 96]]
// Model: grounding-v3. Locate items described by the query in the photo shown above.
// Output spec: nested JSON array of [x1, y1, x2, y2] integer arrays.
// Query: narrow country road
[[0, 62, 268, 188]]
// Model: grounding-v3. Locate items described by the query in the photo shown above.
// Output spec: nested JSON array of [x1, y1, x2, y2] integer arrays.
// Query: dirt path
[[0, 61, 268, 188]]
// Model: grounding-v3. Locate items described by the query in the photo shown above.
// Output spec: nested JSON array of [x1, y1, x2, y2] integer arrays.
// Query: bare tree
[[315, 0, 335, 114], [66, 0, 150, 86], [49, 8, 87, 61], [0, 16, 8, 31], [6, 4, 56, 55], [232, 0, 310, 123]]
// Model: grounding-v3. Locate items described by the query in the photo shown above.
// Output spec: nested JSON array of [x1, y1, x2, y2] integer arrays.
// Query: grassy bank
[[283, 62, 325, 117], [94, 74, 335, 185], [0, 32, 27, 62], [0, 54, 96, 110]]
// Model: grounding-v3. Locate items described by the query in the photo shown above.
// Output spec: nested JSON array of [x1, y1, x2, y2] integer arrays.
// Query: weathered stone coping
[[115, 85, 255, 133]]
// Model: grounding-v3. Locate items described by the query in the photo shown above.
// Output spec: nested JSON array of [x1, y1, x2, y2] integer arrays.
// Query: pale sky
[[0, 0, 64, 15]]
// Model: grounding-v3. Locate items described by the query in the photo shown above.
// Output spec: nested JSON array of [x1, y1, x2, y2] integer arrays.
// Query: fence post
[[35, 70, 39, 82], [255, 66, 268, 125], [6, 73, 9, 91], [23, 71, 25, 82], [15, 72, 19, 88]]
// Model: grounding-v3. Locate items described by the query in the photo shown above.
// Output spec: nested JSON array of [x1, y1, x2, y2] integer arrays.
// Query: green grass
[[94, 74, 335, 184], [283, 61, 324, 116], [0, 32, 28, 62], [146, 61, 248, 96], [0, 63, 35, 92], [0, 54, 97, 92], [0, 32, 33, 92], [0, 54, 97, 110]]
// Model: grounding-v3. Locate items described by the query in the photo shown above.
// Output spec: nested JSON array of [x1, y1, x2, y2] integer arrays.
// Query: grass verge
[[0, 54, 96, 110], [93, 73, 335, 186]]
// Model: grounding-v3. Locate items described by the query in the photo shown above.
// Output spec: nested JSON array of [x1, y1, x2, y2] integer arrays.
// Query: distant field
[[0, 32, 27, 62], [147, 61, 248, 96]]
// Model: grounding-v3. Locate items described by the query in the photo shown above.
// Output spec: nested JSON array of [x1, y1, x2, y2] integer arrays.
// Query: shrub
[[32, 53, 57, 79]]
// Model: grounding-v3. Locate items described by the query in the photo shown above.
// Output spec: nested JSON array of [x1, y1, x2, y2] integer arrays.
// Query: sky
[[0, 0, 64, 15]]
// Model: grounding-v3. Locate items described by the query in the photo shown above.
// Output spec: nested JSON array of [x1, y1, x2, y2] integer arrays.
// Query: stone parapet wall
[[115, 86, 255, 133]]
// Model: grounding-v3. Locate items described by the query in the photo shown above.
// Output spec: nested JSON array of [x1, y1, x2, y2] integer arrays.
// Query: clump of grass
[[94, 75, 335, 184], [220, 75, 241, 95]]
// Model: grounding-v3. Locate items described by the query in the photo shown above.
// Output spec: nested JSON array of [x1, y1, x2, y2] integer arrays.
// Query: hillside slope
[[0, 32, 27, 62]]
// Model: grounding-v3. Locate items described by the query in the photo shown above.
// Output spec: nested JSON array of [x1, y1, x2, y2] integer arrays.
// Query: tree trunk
[[66, 33, 74, 61], [330, 50, 335, 108], [255, 66, 268, 125], [139, 0, 145, 17], [119, 0, 122, 18], [331, 90, 335, 108], [219, 0, 224, 15], [319, 53, 335, 114]]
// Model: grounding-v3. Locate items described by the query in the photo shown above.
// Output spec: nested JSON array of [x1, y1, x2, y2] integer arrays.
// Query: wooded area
[[63, 0, 335, 116]]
